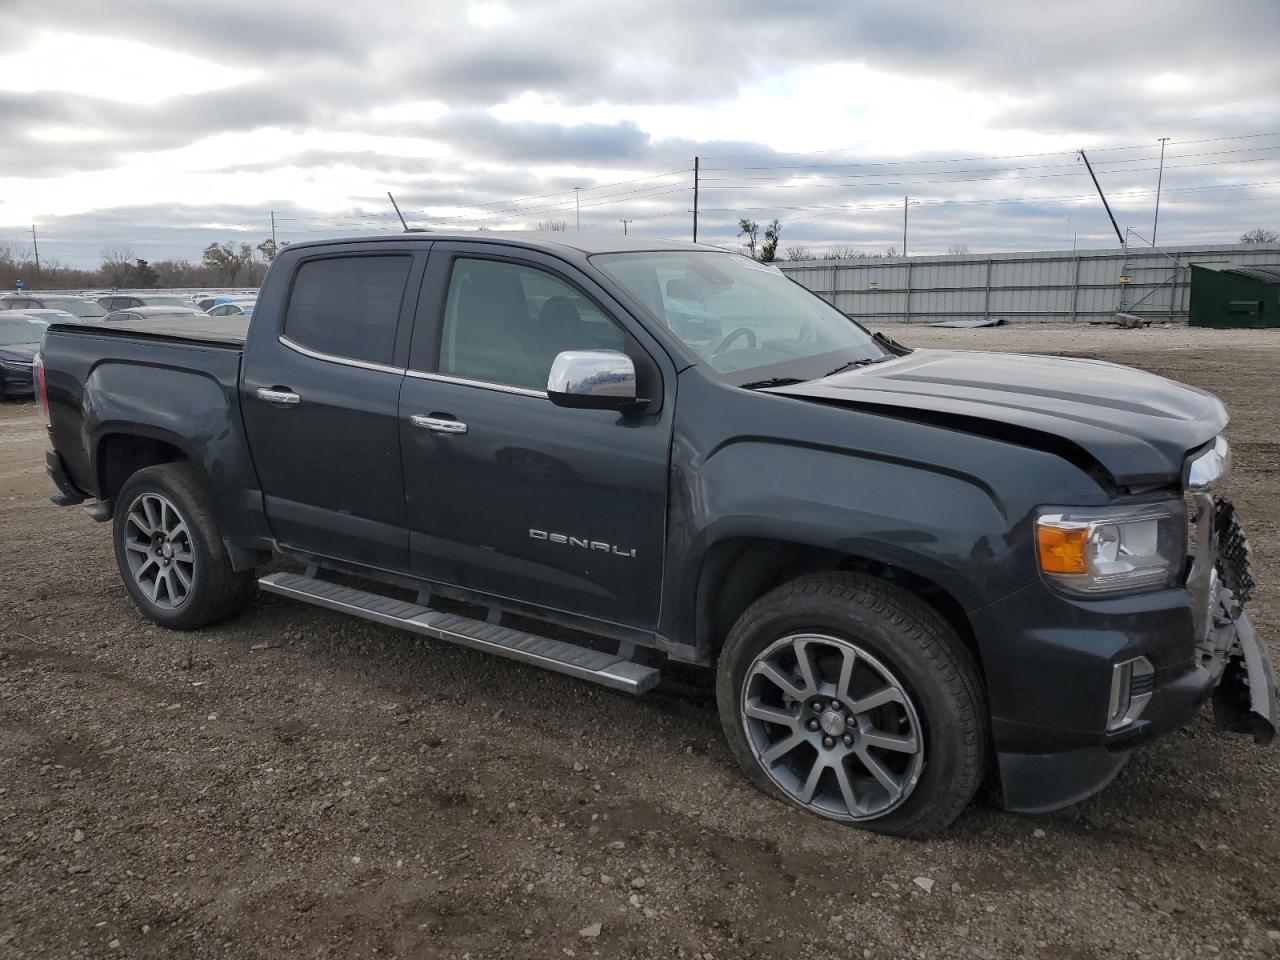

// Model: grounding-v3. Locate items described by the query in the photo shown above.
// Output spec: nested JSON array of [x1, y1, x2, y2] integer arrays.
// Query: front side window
[[594, 251, 888, 383], [285, 255, 410, 366], [438, 258, 625, 391]]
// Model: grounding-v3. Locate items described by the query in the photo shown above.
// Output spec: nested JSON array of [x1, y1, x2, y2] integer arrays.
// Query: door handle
[[410, 414, 468, 436], [257, 387, 301, 406]]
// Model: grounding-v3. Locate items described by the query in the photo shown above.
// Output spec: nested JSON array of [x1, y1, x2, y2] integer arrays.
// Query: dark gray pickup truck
[[36, 232, 1276, 837]]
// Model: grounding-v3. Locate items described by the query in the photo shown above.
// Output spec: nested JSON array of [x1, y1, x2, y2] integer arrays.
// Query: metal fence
[[778, 242, 1280, 324]]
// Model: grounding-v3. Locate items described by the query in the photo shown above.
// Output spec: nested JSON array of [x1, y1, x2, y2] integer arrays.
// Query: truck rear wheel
[[112, 463, 254, 630], [716, 572, 986, 838]]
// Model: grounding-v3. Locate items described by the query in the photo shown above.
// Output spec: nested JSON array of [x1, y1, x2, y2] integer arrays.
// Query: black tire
[[112, 463, 255, 630], [716, 571, 986, 838]]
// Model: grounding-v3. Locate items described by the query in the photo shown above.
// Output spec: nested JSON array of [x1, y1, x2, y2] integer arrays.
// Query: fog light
[[1107, 656, 1155, 730]]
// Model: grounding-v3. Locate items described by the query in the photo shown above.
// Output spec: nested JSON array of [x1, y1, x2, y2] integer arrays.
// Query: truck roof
[[281, 231, 715, 257]]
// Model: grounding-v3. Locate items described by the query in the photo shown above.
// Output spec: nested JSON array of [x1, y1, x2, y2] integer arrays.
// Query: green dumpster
[[1190, 264, 1280, 328]]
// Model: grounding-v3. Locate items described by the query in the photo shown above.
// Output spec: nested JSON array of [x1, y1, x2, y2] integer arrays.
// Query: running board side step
[[257, 572, 660, 695]]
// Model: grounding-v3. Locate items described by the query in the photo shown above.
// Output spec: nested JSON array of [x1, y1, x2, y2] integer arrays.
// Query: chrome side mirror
[[547, 349, 639, 410]]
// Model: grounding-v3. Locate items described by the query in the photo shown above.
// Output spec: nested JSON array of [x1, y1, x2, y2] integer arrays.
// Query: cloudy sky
[[2, 0, 1280, 267]]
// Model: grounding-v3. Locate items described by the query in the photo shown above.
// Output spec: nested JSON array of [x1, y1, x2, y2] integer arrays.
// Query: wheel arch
[[95, 430, 195, 509], [694, 536, 985, 686]]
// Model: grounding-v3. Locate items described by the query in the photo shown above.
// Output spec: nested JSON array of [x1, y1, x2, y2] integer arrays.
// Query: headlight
[[1036, 503, 1184, 595]]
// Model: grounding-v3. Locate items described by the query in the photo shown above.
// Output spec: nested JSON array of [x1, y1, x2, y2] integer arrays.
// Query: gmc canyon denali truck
[[36, 233, 1276, 837]]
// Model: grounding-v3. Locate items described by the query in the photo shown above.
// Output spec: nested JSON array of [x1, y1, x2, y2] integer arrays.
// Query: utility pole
[[1152, 137, 1170, 247], [30, 224, 40, 280], [692, 156, 700, 243], [270, 210, 277, 249], [618, 218, 633, 235], [1079, 149, 1125, 246], [903, 196, 909, 256], [574, 187, 582, 232]]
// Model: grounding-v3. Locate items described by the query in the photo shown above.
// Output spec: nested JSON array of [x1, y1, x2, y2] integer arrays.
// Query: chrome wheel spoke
[[797, 757, 827, 804], [833, 760, 862, 815], [755, 661, 808, 701], [124, 540, 150, 555], [744, 700, 798, 728], [856, 744, 904, 803], [862, 729, 919, 754], [127, 511, 152, 535], [792, 639, 820, 694], [762, 732, 805, 765], [849, 686, 903, 714], [836, 646, 857, 700]]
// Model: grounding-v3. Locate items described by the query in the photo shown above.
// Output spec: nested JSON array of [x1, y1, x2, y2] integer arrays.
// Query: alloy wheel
[[122, 492, 196, 609], [740, 633, 925, 820]]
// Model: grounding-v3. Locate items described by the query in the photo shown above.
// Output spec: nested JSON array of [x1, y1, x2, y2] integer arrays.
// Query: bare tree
[[822, 244, 864, 261], [537, 219, 567, 232], [947, 243, 971, 255], [1240, 227, 1279, 243], [100, 246, 137, 288], [784, 244, 813, 261]]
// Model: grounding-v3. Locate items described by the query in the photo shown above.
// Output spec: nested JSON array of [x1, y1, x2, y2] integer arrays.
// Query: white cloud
[[0, 31, 258, 105]]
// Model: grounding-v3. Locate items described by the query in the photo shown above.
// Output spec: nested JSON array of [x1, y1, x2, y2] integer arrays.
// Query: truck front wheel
[[112, 463, 254, 630], [716, 572, 986, 838]]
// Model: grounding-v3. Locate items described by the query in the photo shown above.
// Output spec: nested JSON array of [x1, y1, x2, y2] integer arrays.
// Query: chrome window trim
[[405, 369, 548, 400], [278, 335, 404, 375]]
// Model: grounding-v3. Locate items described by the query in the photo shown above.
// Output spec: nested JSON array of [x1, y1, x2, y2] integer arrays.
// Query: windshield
[[594, 251, 887, 382], [0, 317, 46, 345], [144, 297, 189, 307], [46, 298, 107, 317]]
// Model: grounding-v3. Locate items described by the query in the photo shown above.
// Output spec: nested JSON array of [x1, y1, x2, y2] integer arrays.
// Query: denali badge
[[530, 529, 636, 559]]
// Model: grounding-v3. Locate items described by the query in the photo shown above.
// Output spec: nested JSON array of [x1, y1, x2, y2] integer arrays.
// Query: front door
[[241, 246, 423, 571], [398, 244, 673, 629]]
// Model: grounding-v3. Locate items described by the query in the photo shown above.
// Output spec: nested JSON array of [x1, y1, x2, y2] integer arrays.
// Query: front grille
[[1214, 498, 1256, 602]]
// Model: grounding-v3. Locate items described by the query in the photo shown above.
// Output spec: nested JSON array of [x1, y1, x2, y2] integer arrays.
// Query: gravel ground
[[2, 324, 1279, 960]]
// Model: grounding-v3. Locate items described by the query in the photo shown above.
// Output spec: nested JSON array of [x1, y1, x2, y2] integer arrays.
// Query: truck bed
[[62, 314, 249, 347]]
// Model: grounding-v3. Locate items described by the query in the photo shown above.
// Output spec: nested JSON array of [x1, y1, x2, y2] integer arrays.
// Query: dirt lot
[[2, 324, 1279, 960]]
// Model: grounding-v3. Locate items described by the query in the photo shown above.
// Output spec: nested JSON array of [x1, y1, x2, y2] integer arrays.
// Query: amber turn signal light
[[1036, 524, 1088, 575]]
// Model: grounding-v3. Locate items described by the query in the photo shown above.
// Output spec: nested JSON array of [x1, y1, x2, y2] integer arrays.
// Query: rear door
[[241, 243, 426, 571], [397, 242, 674, 629]]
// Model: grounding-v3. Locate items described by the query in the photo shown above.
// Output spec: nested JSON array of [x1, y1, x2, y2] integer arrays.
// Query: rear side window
[[284, 255, 410, 366]]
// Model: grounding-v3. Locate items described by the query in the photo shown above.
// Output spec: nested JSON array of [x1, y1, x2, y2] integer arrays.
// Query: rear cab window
[[284, 255, 412, 366]]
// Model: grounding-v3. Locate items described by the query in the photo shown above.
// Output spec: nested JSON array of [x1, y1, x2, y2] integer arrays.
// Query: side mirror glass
[[547, 349, 639, 410]]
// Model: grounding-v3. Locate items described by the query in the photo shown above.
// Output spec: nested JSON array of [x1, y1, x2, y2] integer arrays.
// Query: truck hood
[[766, 348, 1227, 487]]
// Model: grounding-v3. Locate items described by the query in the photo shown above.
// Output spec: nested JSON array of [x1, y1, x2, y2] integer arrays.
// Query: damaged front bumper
[[1201, 498, 1275, 744], [985, 493, 1276, 814]]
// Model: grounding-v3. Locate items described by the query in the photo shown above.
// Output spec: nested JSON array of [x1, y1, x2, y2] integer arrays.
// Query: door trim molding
[[278, 335, 405, 376]]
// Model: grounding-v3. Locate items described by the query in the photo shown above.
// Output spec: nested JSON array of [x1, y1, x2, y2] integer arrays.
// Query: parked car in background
[[0, 314, 48, 399], [97, 294, 192, 311], [7, 308, 86, 326], [0, 295, 109, 319], [207, 301, 255, 317], [103, 306, 206, 323]]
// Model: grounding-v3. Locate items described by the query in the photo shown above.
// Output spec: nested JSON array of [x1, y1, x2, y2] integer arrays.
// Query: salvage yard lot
[[1, 325, 1278, 960]]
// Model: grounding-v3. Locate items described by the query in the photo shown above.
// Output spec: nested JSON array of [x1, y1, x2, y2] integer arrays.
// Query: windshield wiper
[[739, 376, 807, 390], [823, 356, 893, 377]]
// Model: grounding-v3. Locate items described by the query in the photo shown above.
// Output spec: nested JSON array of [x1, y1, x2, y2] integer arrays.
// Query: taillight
[[33, 352, 50, 425]]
